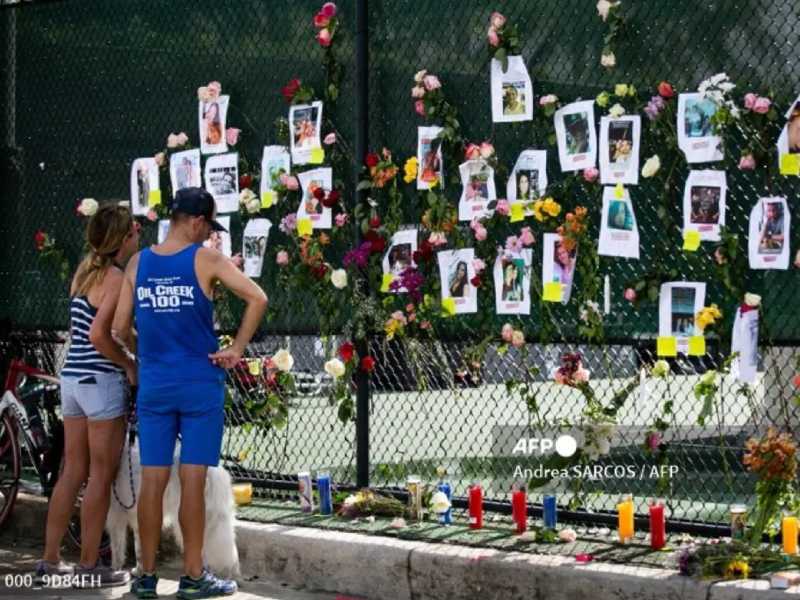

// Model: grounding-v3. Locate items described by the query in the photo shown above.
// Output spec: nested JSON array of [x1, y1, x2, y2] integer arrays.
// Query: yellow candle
[[783, 516, 798, 555], [232, 482, 253, 506], [617, 497, 634, 542]]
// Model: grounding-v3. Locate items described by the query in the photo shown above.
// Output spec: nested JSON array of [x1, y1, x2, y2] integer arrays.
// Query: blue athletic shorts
[[136, 381, 224, 467]]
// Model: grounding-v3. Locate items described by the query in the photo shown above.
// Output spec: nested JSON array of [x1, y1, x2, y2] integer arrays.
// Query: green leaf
[[356, 180, 373, 191]]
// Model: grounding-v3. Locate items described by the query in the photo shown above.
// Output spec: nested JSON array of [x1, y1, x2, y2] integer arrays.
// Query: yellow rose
[[543, 198, 561, 217], [533, 200, 545, 222], [614, 83, 629, 97], [403, 156, 418, 183]]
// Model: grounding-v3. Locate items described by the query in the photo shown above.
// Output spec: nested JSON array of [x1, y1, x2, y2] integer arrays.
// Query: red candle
[[512, 488, 527, 534], [649, 501, 665, 550], [468, 483, 483, 529]]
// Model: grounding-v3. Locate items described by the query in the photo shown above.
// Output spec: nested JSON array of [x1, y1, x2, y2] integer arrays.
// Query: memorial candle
[[783, 516, 798, 555], [543, 494, 557, 529], [468, 482, 483, 529], [649, 500, 665, 550], [512, 486, 527, 534], [617, 495, 634, 543]]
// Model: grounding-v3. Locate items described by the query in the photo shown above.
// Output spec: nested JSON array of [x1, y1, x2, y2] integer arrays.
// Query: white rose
[[245, 198, 260, 214], [642, 155, 661, 178], [330, 269, 348, 289], [430, 491, 451, 514], [608, 103, 626, 118], [272, 349, 294, 373], [540, 94, 558, 105], [559, 527, 578, 543], [324, 358, 346, 379], [413, 69, 427, 83], [78, 198, 98, 216], [596, 0, 614, 21], [239, 189, 260, 214], [600, 51, 616, 68], [744, 293, 761, 308]]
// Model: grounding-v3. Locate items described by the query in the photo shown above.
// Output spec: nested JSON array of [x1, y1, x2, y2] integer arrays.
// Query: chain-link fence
[[3, 0, 800, 532]]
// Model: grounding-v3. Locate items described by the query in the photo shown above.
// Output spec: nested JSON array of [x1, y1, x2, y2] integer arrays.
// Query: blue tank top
[[134, 244, 224, 389]]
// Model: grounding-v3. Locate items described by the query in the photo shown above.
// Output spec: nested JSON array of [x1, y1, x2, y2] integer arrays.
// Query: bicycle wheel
[[0, 412, 22, 530]]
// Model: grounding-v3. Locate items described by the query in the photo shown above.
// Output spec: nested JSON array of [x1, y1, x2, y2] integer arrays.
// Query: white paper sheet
[[490, 55, 534, 123], [289, 101, 323, 165], [542, 232, 577, 304], [507, 149, 547, 214], [731, 306, 759, 383], [493, 249, 532, 315], [598, 186, 640, 259], [296, 167, 333, 229], [261, 146, 291, 196], [437, 248, 477, 314], [157, 219, 170, 244], [169, 149, 201, 197], [658, 281, 706, 354], [748, 196, 790, 269], [199, 95, 229, 155], [599, 115, 640, 185], [417, 126, 444, 190], [677, 93, 723, 163], [776, 95, 800, 169], [458, 159, 496, 221], [682, 170, 726, 243], [243, 218, 272, 278], [555, 100, 597, 172], [204, 152, 239, 214], [382, 229, 418, 291], [130, 157, 159, 217]]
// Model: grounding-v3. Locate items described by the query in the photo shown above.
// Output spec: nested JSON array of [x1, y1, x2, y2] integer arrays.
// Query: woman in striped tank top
[[38, 205, 140, 586]]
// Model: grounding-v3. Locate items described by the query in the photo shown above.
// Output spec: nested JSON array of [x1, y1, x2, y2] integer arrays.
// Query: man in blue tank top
[[113, 188, 267, 599]]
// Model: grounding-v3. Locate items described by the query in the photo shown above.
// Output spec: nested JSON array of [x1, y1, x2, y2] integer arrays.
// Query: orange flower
[[566, 212, 575, 222]]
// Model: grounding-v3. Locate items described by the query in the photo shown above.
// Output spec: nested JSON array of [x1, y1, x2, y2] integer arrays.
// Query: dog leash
[[112, 384, 138, 510]]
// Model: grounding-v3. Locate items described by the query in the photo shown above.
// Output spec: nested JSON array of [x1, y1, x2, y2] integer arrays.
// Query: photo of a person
[[608, 121, 633, 165], [292, 106, 319, 149], [502, 82, 526, 116], [689, 186, 721, 225], [516, 170, 539, 202], [759, 201, 785, 254], [448, 260, 469, 298], [788, 107, 800, 154], [684, 98, 715, 138], [267, 161, 287, 187], [564, 113, 590, 155], [607, 200, 634, 231], [209, 167, 236, 196], [501, 258, 525, 302], [244, 236, 267, 259], [388, 244, 412, 276], [552, 240, 576, 288], [466, 170, 490, 203], [670, 287, 696, 336], [203, 101, 223, 146], [420, 139, 442, 183], [176, 157, 194, 191], [136, 164, 149, 211], [304, 180, 324, 215]]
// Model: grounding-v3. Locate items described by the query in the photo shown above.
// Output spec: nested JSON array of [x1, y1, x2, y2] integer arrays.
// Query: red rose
[[365, 152, 379, 168], [34, 230, 46, 251], [282, 78, 301, 103], [311, 263, 329, 279], [470, 275, 482, 287], [360, 356, 376, 372], [657, 81, 674, 99], [365, 230, 386, 253], [413, 240, 433, 263], [239, 174, 253, 189], [339, 341, 355, 363], [313, 186, 326, 201], [321, 192, 338, 208], [369, 215, 381, 228]]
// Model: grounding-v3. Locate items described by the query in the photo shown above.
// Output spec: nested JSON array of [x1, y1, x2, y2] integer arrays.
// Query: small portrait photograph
[[564, 112, 590, 155], [670, 286, 697, 337], [500, 256, 525, 302], [136, 163, 150, 212], [689, 186, 721, 225], [447, 259, 470, 298], [176, 157, 194, 191], [758, 200, 785, 254], [267, 158, 288, 187], [551, 238, 577, 289], [607, 199, 634, 231], [208, 166, 237, 196], [157, 220, 170, 244], [608, 120, 633, 166], [291, 105, 320, 150], [304, 180, 325, 215], [202, 101, 223, 146], [502, 81, 527, 116], [244, 235, 267, 260], [419, 137, 442, 184], [516, 169, 539, 202], [388, 243, 412, 276], [466, 165, 491, 203], [684, 97, 716, 138]]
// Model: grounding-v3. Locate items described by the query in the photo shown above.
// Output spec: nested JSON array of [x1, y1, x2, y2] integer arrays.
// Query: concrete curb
[[5, 494, 799, 599]]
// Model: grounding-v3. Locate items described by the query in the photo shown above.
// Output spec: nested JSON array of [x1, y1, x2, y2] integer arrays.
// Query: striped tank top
[[61, 296, 124, 378]]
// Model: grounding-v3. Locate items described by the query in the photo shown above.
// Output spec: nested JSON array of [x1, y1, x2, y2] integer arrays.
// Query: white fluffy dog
[[106, 435, 240, 578]]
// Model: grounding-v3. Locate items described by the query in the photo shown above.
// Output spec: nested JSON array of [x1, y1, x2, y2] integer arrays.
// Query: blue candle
[[318, 471, 333, 516], [543, 494, 557, 529], [437, 481, 452, 525]]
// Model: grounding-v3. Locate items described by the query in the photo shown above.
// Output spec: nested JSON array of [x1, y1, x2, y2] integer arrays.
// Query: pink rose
[[317, 28, 332, 47], [474, 225, 487, 242], [501, 323, 514, 342], [753, 96, 771, 114], [519, 227, 535, 247], [166, 133, 180, 148], [624, 288, 637, 302], [490, 11, 506, 29], [313, 12, 330, 28], [573, 368, 590, 383], [411, 85, 425, 99], [645, 432, 661, 452], [286, 176, 299, 191], [583, 167, 599, 183], [511, 330, 525, 348], [738, 154, 756, 170], [176, 132, 189, 146], [479, 142, 494, 159], [225, 127, 241, 146], [414, 100, 426, 117], [472, 258, 486, 273], [743, 93, 757, 110], [153, 152, 166, 167], [487, 27, 500, 47], [495, 199, 510, 216], [428, 232, 447, 246], [207, 81, 222, 100], [321, 2, 337, 18], [422, 74, 441, 91], [335, 213, 349, 227], [323, 132, 337, 145], [465, 143, 481, 160], [276, 250, 290, 266], [505, 235, 523, 253], [146, 210, 157, 222]]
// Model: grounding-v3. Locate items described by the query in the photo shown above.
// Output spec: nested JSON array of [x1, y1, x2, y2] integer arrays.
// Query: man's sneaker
[[34, 559, 73, 584], [73, 562, 130, 588], [131, 572, 159, 599], [176, 569, 237, 599]]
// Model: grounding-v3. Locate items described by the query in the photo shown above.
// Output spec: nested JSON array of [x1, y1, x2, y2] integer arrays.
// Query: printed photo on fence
[[490, 55, 533, 123], [382, 228, 418, 291], [777, 94, 800, 169], [169, 148, 201, 197], [599, 115, 641, 185], [542, 232, 577, 304], [204, 152, 239, 214], [199, 94, 229, 155], [658, 281, 706, 352], [437, 248, 477, 314], [731, 302, 759, 383], [748, 196, 790, 269], [157, 219, 170, 244], [598, 186, 640, 259], [493, 249, 532, 315], [297, 167, 332, 229], [261, 145, 291, 195], [417, 126, 444, 190], [130, 157, 159, 217], [507, 149, 547, 213], [682, 170, 726, 242], [555, 100, 597, 172], [243, 218, 272, 278], [677, 93, 723, 163], [289, 101, 323, 165], [458, 159, 496, 221], [204, 215, 231, 257]]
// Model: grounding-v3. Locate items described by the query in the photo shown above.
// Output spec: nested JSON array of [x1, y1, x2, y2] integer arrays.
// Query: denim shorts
[[60, 372, 129, 421]]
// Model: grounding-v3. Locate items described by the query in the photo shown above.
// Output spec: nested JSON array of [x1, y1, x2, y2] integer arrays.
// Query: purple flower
[[343, 242, 372, 269], [279, 213, 297, 234], [505, 235, 523, 254], [644, 95, 666, 121], [390, 267, 425, 302]]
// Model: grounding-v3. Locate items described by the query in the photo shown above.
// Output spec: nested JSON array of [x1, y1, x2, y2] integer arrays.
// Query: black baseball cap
[[172, 187, 227, 232]]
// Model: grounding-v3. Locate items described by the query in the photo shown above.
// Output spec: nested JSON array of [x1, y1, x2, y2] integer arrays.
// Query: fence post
[[354, 0, 370, 489]]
